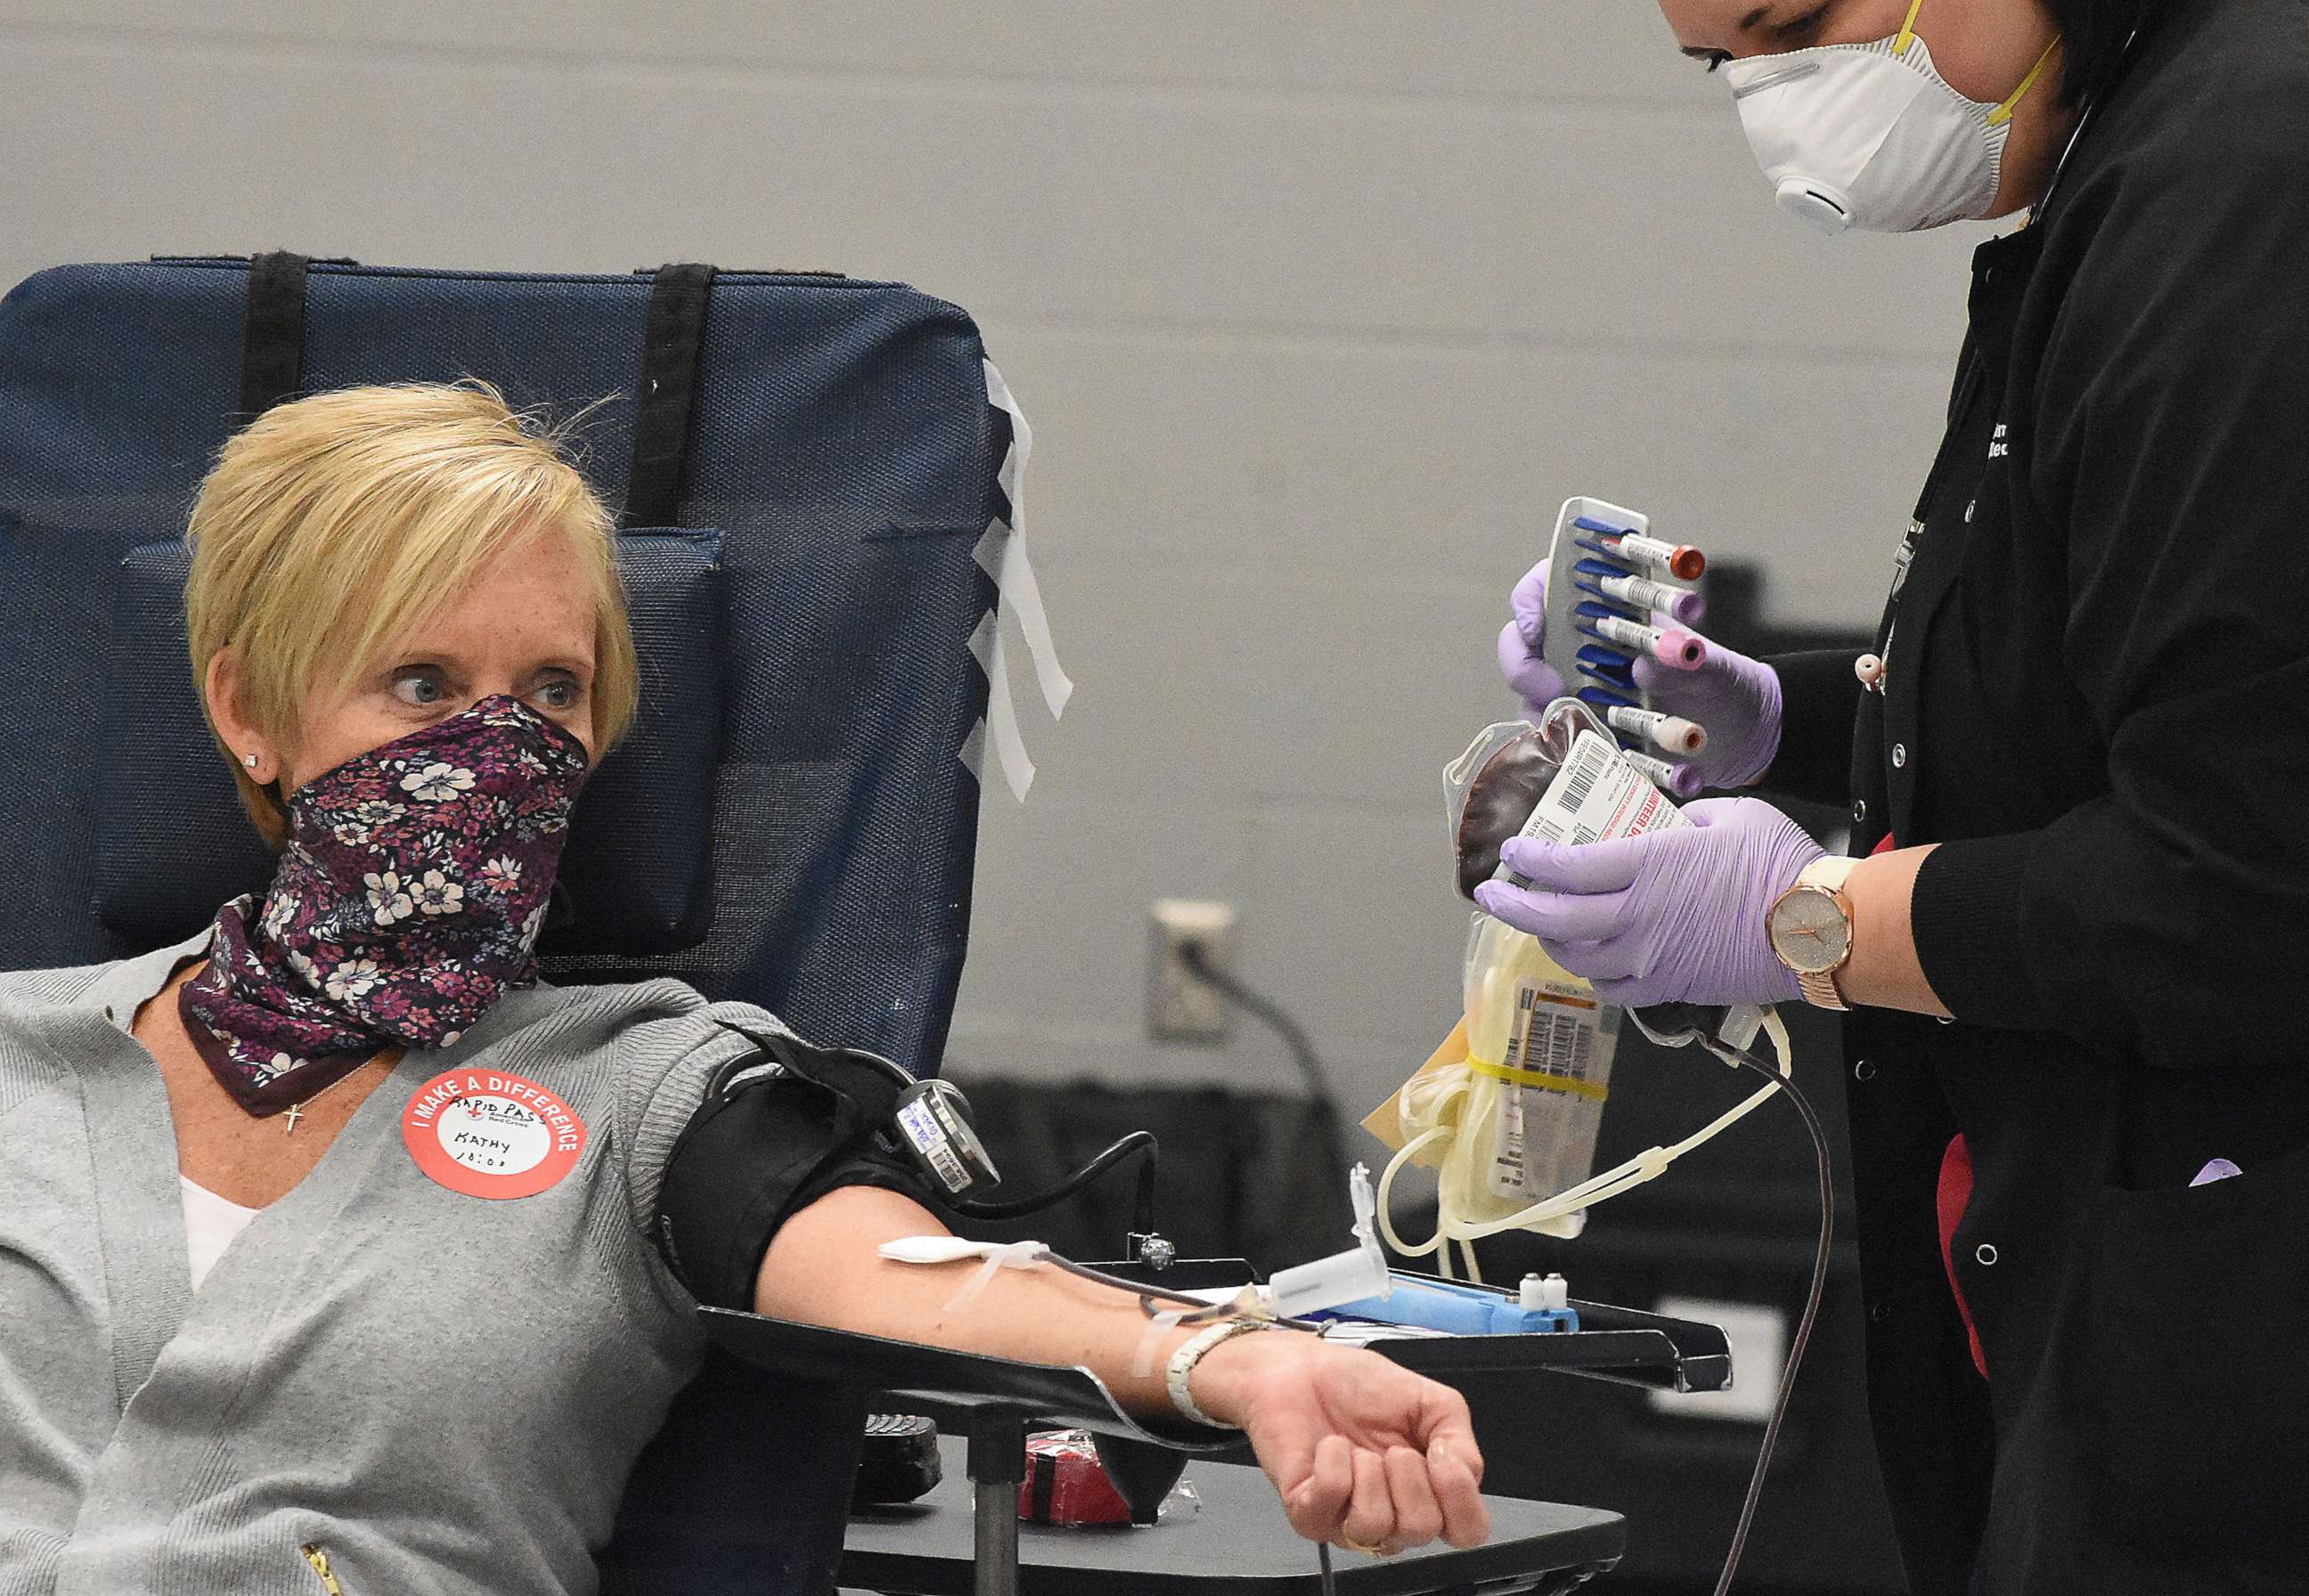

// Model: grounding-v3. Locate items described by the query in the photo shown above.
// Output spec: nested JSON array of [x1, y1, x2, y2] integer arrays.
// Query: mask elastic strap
[[1892, 0, 1928, 57], [1987, 35, 2062, 127]]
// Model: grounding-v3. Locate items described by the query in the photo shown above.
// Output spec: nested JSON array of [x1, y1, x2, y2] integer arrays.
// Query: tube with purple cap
[[1623, 749, 1704, 800], [1574, 559, 1706, 626], [1577, 606, 1707, 671]]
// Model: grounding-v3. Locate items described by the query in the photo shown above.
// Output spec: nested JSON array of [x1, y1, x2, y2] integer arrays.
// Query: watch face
[[1770, 886, 1851, 974]]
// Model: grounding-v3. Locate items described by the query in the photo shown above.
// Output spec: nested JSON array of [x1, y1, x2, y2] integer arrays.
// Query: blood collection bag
[[1369, 692, 1791, 1274], [1422, 704, 1686, 1241]]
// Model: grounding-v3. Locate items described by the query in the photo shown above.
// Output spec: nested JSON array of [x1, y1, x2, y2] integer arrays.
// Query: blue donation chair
[[0, 252, 1013, 1593]]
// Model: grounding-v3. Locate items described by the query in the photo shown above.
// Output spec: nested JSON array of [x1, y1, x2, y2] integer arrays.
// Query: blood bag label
[[1488, 977, 1611, 1201], [402, 1069, 586, 1200], [1517, 729, 1692, 854], [1510, 982, 1602, 1085]]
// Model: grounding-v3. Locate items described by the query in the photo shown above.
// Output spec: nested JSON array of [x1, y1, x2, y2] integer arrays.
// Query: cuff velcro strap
[[652, 1038, 939, 1309]]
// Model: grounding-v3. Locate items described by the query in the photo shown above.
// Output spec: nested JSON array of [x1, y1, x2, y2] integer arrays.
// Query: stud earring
[[243, 753, 261, 769]]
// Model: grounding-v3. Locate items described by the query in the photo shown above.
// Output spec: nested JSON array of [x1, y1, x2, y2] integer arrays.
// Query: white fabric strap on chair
[[963, 360, 1073, 802]]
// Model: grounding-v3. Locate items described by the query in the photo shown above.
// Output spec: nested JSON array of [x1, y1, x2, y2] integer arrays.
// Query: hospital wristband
[[1165, 1318, 1271, 1429]]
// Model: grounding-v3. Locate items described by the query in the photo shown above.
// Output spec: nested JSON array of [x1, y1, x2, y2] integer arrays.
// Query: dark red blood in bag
[[1454, 729, 1564, 900]]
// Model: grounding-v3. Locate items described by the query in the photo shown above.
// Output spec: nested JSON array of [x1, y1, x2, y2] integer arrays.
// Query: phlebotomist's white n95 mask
[[1725, 0, 2058, 236]]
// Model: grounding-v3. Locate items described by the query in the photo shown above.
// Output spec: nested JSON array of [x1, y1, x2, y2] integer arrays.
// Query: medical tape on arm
[[942, 1238, 1049, 1315], [878, 1234, 1055, 1315]]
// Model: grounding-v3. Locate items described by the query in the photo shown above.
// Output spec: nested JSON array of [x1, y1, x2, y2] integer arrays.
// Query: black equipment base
[[844, 1433, 1622, 1594], [700, 1281, 1726, 1596]]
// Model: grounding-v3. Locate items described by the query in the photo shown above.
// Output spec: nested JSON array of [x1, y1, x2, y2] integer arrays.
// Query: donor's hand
[[1192, 1329, 1490, 1556]]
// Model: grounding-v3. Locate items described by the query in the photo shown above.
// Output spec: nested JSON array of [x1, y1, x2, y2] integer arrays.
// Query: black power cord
[[1691, 1028, 1837, 1596], [1175, 941, 1345, 1123], [955, 1128, 1159, 1237]]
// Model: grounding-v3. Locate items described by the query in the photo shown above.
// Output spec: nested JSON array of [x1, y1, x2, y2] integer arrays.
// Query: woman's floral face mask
[[180, 696, 591, 1117]]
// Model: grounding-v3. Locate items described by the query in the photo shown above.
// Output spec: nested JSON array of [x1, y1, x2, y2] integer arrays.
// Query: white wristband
[[1164, 1318, 1269, 1429]]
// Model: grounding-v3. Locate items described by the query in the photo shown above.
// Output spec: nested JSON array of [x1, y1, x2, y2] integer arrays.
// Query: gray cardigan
[[0, 926, 783, 1596]]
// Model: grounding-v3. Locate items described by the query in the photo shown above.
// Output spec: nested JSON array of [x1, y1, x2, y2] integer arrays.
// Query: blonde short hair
[[184, 380, 640, 850]]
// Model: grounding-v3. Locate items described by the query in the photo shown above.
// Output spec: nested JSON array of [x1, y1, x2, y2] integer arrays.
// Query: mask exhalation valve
[[1775, 178, 1853, 236]]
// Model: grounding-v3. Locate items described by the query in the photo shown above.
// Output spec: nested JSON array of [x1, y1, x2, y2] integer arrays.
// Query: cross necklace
[[281, 1054, 389, 1134]]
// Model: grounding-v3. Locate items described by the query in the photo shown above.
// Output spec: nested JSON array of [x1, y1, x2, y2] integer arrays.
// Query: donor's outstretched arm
[[755, 1185, 1490, 1558]]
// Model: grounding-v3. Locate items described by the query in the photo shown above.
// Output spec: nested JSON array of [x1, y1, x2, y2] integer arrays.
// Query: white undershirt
[[179, 1175, 261, 1291]]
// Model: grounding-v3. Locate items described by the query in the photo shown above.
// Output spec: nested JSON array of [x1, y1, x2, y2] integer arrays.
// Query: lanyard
[[2028, 25, 2146, 225]]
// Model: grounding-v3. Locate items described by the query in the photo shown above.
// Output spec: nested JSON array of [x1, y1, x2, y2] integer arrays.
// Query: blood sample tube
[[1579, 609, 1706, 670], [1606, 705, 1707, 755]]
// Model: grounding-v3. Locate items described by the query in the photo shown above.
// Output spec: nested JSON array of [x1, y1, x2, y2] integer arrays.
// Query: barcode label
[[1515, 729, 1691, 859], [1488, 975, 1611, 1203], [1506, 982, 1596, 1086], [1558, 736, 1609, 812], [1538, 1009, 1589, 1079]]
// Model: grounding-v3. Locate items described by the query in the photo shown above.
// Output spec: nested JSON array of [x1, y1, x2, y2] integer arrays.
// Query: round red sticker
[[401, 1068, 586, 1200]]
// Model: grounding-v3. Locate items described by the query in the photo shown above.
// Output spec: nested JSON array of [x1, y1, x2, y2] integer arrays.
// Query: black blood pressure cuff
[[652, 1026, 943, 1311]]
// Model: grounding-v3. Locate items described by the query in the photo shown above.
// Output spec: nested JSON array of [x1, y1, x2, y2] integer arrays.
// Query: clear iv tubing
[[1375, 1013, 1793, 1258]]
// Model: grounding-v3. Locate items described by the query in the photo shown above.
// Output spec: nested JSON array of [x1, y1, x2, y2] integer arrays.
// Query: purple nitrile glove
[[1496, 559, 1785, 790], [1471, 797, 1825, 1009], [1497, 567, 1566, 711]]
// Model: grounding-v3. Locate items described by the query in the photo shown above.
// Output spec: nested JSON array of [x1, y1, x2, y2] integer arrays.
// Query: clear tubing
[[1431, 1078, 1783, 1244], [1375, 1018, 1793, 1253]]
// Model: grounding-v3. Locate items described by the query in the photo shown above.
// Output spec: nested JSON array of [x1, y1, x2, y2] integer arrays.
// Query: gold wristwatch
[[1766, 855, 1859, 1011]]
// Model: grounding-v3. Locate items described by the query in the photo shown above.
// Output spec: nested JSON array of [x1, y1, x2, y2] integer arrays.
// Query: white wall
[[0, 3, 1985, 1112]]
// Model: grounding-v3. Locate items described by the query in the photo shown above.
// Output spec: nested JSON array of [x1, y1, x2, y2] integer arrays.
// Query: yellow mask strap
[[1893, 0, 1929, 56], [1988, 36, 2063, 128], [1902, 0, 2068, 129], [1897, 0, 2062, 129]]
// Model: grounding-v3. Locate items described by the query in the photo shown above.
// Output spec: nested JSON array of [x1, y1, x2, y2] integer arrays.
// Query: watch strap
[[1798, 854, 1859, 892], [1796, 965, 1850, 1011], [1165, 1318, 1269, 1429]]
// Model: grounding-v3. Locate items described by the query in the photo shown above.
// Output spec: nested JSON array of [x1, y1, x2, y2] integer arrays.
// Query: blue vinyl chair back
[[0, 254, 1007, 1593]]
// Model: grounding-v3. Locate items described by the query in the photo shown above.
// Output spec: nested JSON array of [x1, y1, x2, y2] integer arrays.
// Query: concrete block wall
[[1, 3, 1988, 1114]]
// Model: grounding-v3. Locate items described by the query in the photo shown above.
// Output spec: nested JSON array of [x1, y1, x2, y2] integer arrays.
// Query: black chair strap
[[237, 251, 312, 421], [624, 263, 717, 529]]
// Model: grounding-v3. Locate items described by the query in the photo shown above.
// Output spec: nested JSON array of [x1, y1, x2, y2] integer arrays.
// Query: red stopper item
[[1017, 1430, 1134, 1526]]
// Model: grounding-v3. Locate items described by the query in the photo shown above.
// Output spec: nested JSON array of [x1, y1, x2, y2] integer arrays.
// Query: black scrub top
[[1754, 1, 2309, 1591]]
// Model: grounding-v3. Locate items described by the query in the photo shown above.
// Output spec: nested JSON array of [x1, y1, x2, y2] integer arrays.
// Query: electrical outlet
[[1148, 899, 1237, 1043]]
